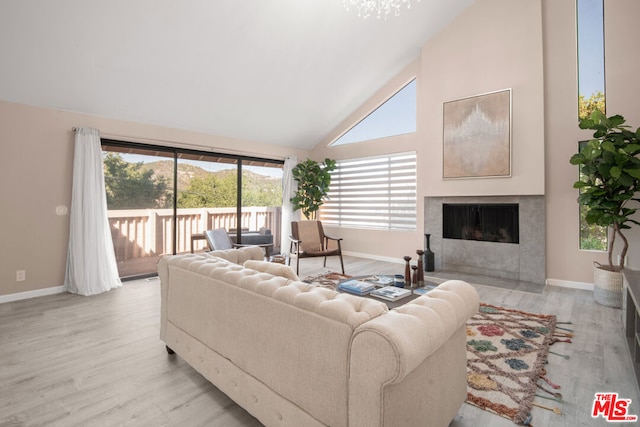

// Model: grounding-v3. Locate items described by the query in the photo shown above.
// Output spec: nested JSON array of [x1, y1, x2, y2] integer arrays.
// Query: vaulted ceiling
[[0, 0, 474, 149]]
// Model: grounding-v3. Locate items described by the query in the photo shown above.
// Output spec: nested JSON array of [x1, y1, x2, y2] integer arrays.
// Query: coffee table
[[336, 275, 438, 309]]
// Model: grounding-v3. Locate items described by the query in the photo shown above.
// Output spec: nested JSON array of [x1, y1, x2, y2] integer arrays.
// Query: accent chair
[[288, 220, 344, 274], [205, 228, 272, 258]]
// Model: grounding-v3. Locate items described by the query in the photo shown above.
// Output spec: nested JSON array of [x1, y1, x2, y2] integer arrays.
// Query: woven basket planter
[[593, 262, 623, 308]]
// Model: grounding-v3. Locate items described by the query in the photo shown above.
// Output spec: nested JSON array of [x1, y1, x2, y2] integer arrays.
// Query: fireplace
[[443, 203, 519, 244], [424, 195, 545, 285]]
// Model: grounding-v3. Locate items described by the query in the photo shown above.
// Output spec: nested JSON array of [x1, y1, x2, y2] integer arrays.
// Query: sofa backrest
[[206, 245, 264, 264], [158, 253, 388, 427]]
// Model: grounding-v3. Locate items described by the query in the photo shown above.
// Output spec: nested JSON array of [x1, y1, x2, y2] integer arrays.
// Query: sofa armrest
[[348, 280, 478, 427]]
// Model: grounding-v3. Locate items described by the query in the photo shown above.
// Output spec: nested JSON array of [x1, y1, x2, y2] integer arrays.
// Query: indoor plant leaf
[[571, 112, 640, 270]]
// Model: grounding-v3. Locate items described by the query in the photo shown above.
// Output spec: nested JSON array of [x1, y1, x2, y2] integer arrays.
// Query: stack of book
[[337, 279, 376, 296], [370, 286, 412, 302]]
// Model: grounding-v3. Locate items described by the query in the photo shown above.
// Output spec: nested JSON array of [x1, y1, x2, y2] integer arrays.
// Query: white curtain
[[64, 127, 122, 296], [280, 156, 301, 255]]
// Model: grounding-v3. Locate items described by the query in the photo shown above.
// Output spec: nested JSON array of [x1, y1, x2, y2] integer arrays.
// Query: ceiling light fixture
[[343, 0, 421, 19]]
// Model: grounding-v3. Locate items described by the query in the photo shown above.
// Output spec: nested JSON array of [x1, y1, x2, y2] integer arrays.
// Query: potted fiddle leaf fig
[[290, 158, 337, 220], [570, 110, 640, 307]]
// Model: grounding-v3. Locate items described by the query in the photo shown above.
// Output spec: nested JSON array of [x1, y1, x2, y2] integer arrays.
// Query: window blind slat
[[321, 152, 416, 231]]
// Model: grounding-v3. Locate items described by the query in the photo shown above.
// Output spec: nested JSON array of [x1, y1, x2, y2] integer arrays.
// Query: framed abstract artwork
[[442, 89, 512, 179]]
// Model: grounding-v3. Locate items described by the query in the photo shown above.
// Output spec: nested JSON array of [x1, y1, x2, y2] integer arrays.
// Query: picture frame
[[442, 88, 512, 179]]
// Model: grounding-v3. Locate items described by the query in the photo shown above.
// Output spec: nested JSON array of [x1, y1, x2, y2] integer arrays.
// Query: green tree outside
[[241, 171, 282, 207], [579, 199, 607, 250], [177, 172, 238, 208], [578, 91, 605, 120], [577, 95, 608, 251], [103, 153, 169, 209], [177, 170, 282, 208]]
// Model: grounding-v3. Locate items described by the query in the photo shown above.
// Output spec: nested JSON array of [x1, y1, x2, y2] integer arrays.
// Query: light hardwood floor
[[1, 255, 638, 426]]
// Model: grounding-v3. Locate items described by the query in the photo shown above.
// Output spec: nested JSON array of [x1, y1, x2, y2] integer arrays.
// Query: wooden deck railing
[[108, 207, 282, 266]]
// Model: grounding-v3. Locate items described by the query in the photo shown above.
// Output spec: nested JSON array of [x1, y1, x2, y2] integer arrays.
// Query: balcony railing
[[108, 206, 282, 277]]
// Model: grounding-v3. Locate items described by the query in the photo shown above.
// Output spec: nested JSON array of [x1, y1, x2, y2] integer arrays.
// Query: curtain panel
[[64, 127, 121, 295], [280, 156, 300, 255]]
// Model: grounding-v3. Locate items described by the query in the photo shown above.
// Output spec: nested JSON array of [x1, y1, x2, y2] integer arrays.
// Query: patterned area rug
[[302, 271, 352, 290], [466, 304, 570, 425]]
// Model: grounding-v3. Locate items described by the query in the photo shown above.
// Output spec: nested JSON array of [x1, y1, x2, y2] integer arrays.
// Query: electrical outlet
[[16, 270, 25, 282]]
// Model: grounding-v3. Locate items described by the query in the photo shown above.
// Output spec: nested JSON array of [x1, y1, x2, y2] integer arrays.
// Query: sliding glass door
[[102, 141, 283, 279], [102, 147, 175, 278]]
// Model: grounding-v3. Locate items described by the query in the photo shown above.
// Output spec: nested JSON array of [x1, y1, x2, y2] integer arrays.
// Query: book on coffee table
[[370, 286, 412, 302], [362, 275, 394, 286], [338, 279, 376, 295], [413, 284, 438, 295]]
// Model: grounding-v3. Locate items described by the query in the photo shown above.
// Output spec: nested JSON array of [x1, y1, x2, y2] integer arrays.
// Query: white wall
[[315, 0, 640, 285], [0, 101, 308, 297], [603, 0, 640, 269], [421, 0, 545, 197], [313, 0, 545, 265], [544, 0, 640, 284]]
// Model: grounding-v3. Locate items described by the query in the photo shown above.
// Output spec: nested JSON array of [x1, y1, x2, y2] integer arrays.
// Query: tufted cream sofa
[[158, 252, 479, 427]]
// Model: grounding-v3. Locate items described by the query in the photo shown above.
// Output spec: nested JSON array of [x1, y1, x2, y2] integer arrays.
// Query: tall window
[[321, 152, 417, 230], [577, 0, 605, 119], [102, 141, 283, 278], [576, 0, 607, 251], [331, 79, 417, 146]]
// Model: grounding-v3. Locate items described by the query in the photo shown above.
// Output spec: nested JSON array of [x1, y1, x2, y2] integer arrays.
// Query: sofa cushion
[[207, 245, 265, 264], [244, 260, 299, 281]]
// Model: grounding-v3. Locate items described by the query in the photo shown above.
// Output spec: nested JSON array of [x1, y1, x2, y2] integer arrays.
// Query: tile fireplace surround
[[424, 195, 546, 286]]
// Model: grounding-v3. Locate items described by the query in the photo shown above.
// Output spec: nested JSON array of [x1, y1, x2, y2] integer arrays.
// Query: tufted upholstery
[[206, 245, 265, 264], [243, 259, 299, 281], [158, 253, 479, 427]]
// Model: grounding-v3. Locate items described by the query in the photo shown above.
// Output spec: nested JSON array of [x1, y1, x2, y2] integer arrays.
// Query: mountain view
[[142, 160, 282, 208]]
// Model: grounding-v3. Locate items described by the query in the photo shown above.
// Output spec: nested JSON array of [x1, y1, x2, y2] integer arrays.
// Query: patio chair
[[288, 220, 344, 274], [204, 228, 272, 258]]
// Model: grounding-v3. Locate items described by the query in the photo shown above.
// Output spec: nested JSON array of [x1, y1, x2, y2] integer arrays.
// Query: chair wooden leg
[[323, 256, 327, 268], [296, 255, 300, 274], [339, 254, 345, 274], [287, 242, 293, 267]]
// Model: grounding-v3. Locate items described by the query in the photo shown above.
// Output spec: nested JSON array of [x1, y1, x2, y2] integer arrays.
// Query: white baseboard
[[546, 278, 593, 291], [344, 252, 596, 291], [0, 285, 66, 304]]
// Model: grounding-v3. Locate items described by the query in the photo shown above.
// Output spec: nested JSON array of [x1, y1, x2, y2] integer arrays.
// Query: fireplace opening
[[443, 203, 519, 244]]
